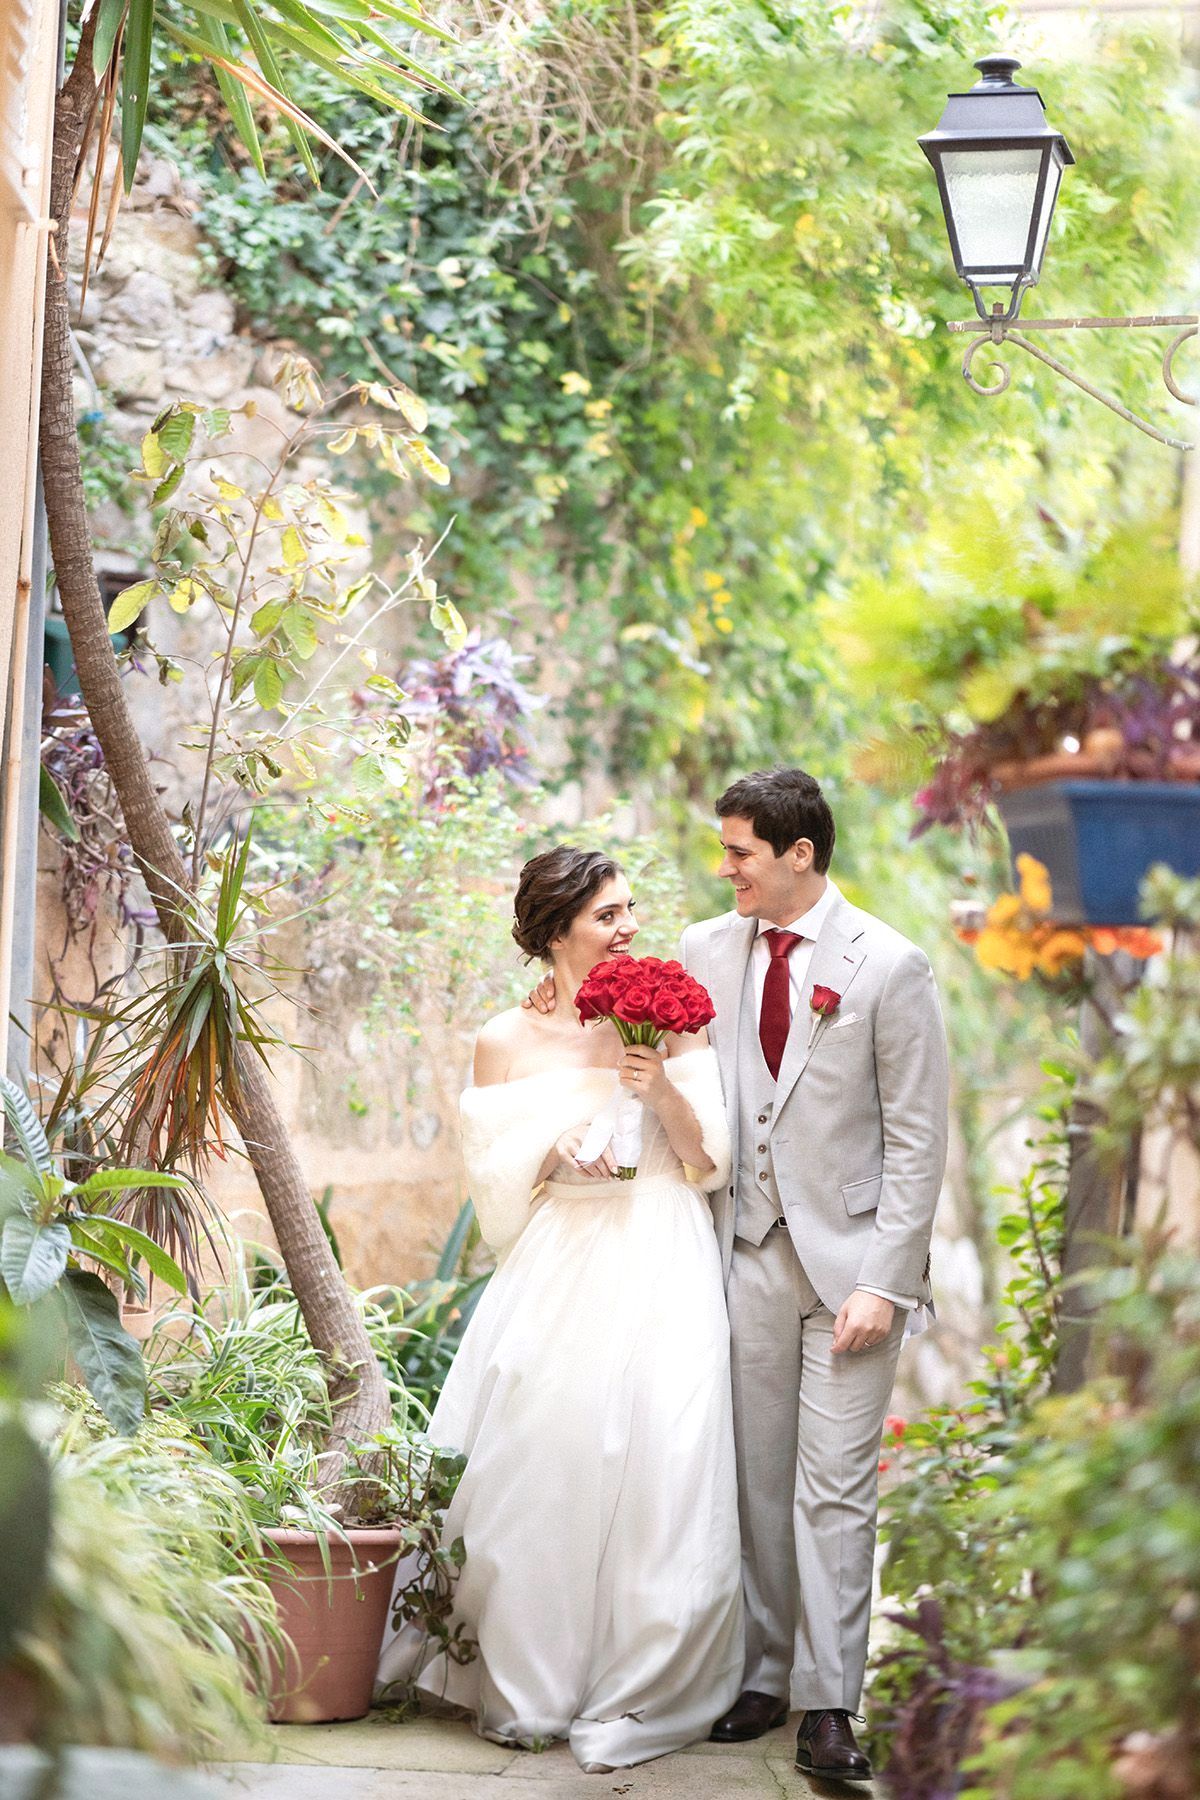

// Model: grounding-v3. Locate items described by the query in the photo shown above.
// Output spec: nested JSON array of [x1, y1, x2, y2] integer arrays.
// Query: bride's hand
[[549, 1124, 618, 1181], [619, 1044, 671, 1110]]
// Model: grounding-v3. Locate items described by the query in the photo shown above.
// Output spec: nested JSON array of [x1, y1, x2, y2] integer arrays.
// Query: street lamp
[[919, 54, 1073, 327], [919, 54, 1197, 451]]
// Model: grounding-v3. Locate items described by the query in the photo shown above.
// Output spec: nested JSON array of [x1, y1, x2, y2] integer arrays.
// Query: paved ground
[[209, 1711, 876, 1800]]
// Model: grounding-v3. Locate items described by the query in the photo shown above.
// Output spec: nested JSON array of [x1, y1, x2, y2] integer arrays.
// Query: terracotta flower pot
[[262, 1526, 401, 1724]]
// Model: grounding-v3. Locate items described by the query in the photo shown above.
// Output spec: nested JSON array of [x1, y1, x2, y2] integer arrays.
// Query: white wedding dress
[[377, 1049, 743, 1770]]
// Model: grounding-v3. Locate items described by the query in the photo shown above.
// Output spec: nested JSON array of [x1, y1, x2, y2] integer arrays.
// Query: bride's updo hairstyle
[[512, 846, 622, 963]]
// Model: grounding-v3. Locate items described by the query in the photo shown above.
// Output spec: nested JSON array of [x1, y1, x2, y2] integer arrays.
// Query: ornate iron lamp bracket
[[948, 310, 1199, 451]]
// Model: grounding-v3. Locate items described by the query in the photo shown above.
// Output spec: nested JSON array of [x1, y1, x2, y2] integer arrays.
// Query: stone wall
[[48, 150, 481, 1288]]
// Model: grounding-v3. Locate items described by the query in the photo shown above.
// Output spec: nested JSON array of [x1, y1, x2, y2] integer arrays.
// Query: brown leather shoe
[[794, 1710, 872, 1781], [709, 1689, 789, 1743]]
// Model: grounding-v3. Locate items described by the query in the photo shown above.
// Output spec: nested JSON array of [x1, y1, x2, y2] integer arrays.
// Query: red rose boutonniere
[[807, 984, 841, 1048]]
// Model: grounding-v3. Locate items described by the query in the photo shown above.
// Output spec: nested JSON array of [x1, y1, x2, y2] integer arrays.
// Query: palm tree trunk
[[38, 19, 390, 1500]]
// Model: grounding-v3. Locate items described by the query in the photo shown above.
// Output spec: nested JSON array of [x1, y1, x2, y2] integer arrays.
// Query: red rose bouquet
[[574, 956, 716, 1177]]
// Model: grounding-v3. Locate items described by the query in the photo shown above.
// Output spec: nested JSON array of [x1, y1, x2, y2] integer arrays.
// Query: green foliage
[[878, 1062, 1070, 1627], [961, 1247, 1200, 1796], [830, 507, 1192, 733], [82, 0, 453, 198], [77, 406, 137, 518], [150, 2, 1200, 868], [143, 1270, 471, 1649], [877, 908, 1200, 1795], [1085, 867, 1200, 1165], [13, 1390, 279, 1761], [0, 1073, 196, 1434], [145, 1277, 405, 1527]]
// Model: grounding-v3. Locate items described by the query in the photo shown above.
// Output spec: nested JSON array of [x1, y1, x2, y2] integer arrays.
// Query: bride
[[377, 845, 742, 1772]]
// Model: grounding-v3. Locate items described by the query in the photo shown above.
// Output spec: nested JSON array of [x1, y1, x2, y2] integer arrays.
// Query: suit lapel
[[773, 900, 866, 1116], [705, 913, 756, 1048], [703, 914, 754, 1168]]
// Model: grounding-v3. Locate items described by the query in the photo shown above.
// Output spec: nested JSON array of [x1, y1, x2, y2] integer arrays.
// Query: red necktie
[[759, 929, 802, 1080]]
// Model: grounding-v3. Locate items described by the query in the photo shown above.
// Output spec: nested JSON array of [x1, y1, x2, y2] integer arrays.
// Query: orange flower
[[1091, 926, 1163, 959]]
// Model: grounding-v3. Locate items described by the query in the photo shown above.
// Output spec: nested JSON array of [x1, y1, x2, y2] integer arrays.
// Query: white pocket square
[[828, 1012, 861, 1029]]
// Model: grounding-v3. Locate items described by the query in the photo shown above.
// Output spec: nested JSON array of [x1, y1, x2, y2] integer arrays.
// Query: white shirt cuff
[[857, 1284, 917, 1310]]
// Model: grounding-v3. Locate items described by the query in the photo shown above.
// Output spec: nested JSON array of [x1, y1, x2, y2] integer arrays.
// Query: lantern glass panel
[[941, 146, 1043, 280], [1030, 156, 1062, 275]]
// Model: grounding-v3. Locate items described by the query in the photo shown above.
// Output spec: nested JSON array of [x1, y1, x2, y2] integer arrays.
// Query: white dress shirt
[[756, 882, 916, 1314]]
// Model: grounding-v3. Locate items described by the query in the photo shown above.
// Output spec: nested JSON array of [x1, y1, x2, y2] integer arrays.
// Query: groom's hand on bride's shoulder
[[521, 972, 557, 1014]]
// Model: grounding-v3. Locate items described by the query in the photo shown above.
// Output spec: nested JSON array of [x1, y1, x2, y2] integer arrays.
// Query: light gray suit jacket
[[681, 891, 949, 1313]]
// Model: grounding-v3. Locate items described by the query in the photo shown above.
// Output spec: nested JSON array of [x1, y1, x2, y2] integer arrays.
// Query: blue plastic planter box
[[996, 779, 1200, 925]]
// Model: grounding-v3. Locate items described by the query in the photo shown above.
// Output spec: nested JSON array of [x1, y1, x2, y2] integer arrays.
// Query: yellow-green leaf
[[212, 475, 244, 502], [141, 432, 168, 480], [281, 526, 306, 567], [292, 741, 316, 781], [262, 496, 285, 522], [281, 605, 319, 660], [107, 580, 158, 635], [431, 596, 467, 650], [254, 658, 284, 711], [378, 433, 410, 480], [316, 497, 350, 543], [327, 428, 358, 455], [168, 577, 203, 614], [408, 439, 450, 486]]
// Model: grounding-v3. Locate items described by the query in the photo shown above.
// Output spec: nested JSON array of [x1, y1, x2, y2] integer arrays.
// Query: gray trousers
[[727, 1224, 905, 1712]]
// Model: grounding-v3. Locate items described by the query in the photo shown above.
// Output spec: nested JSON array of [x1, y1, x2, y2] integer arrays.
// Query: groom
[[690, 768, 948, 1783], [526, 766, 948, 1781]]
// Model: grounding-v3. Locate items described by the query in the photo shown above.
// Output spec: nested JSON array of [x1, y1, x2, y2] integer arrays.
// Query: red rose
[[810, 985, 841, 1018], [686, 989, 716, 1030], [613, 982, 655, 1024], [652, 993, 689, 1034]]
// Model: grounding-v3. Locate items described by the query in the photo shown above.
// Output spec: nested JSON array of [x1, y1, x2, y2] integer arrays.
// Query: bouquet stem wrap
[[574, 958, 717, 1180], [612, 1019, 666, 1177]]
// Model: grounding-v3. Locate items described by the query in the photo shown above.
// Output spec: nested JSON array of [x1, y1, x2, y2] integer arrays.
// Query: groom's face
[[718, 816, 810, 922]]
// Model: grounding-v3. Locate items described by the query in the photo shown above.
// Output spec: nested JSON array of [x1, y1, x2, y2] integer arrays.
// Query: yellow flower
[[701, 570, 724, 591], [689, 506, 708, 529], [974, 927, 1036, 980], [714, 615, 734, 634], [1035, 930, 1088, 978], [986, 893, 1023, 929], [561, 370, 591, 396], [583, 397, 613, 420], [1016, 854, 1053, 915]]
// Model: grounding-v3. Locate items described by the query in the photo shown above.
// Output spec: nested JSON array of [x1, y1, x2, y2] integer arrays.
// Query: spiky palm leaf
[[74, 0, 462, 301]]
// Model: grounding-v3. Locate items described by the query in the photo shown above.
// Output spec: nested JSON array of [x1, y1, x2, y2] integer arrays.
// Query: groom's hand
[[832, 1291, 895, 1354], [521, 972, 557, 1014]]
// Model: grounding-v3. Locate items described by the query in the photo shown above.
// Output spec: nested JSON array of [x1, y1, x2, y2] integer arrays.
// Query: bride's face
[[554, 875, 639, 972]]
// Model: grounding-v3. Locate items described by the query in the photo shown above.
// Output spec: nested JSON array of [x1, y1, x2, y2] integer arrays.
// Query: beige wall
[[0, 0, 59, 1066]]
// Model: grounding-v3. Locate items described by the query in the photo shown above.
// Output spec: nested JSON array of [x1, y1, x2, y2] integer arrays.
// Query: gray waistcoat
[[734, 956, 786, 1245]]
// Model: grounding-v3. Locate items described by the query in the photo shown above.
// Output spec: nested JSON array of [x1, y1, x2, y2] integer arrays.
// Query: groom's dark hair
[[716, 769, 835, 872]]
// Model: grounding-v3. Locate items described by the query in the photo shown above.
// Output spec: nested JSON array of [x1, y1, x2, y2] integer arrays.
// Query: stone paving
[[209, 1711, 875, 1800]]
